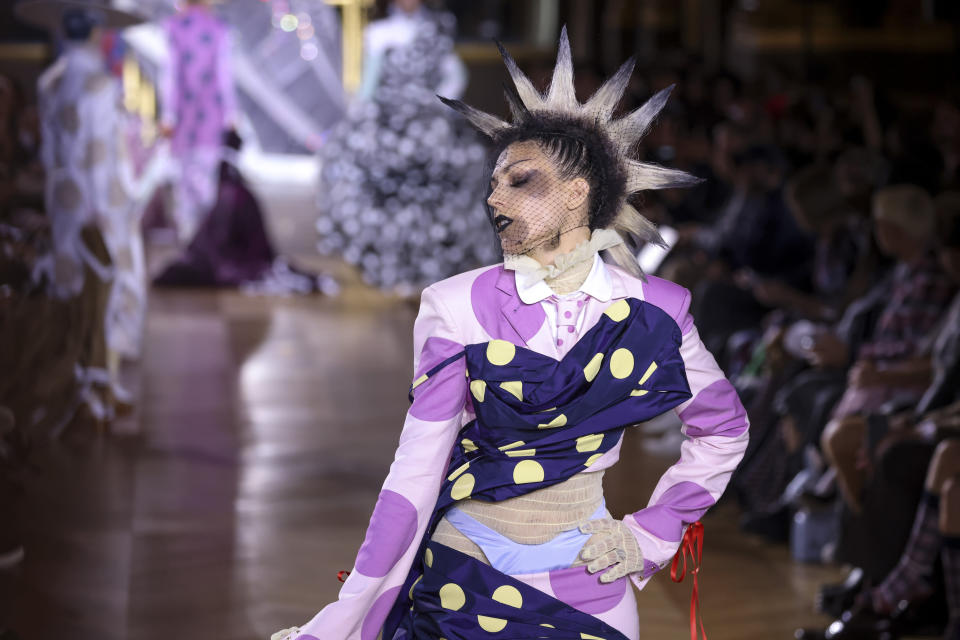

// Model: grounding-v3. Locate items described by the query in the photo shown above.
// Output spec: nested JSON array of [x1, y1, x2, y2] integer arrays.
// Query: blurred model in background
[[316, 0, 496, 295], [160, 0, 237, 243], [18, 0, 148, 423], [154, 130, 335, 295]]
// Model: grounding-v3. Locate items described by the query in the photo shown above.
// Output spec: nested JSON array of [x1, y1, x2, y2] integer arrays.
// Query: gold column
[[324, 0, 374, 93], [122, 54, 157, 145]]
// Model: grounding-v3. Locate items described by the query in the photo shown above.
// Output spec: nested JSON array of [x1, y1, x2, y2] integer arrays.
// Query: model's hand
[[270, 627, 300, 640], [579, 518, 643, 583]]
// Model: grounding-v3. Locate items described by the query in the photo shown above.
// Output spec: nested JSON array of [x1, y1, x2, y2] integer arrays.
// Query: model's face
[[486, 140, 588, 255]]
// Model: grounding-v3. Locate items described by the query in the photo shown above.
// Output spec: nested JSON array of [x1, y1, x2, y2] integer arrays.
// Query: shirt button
[[567, 326, 575, 333], [564, 311, 572, 319], [557, 339, 563, 346]]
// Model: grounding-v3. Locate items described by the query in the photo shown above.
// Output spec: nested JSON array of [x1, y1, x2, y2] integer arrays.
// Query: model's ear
[[565, 176, 590, 210]]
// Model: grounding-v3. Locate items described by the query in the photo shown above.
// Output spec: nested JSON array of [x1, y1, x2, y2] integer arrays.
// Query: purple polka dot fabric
[[548, 565, 627, 614], [409, 337, 466, 421], [361, 586, 402, 640], [470, 267, 545, 344], [355, 490, 418, 578], [631, 482, 716, 542]]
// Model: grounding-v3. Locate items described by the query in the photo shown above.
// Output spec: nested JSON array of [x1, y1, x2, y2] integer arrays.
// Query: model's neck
[[546, 255, 594, 295], [528, 225, 591, 268]]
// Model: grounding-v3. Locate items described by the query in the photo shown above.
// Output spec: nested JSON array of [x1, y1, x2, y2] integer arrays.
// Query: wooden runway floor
[[1, 284, 846, 639]]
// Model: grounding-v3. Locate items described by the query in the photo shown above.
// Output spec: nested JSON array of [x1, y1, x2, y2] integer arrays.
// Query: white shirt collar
[[516, 253, 613, 305]]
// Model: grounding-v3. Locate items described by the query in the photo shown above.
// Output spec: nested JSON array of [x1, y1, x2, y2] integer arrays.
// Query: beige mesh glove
[[579, 518, 644, 583], [269, 627, 300, 640]]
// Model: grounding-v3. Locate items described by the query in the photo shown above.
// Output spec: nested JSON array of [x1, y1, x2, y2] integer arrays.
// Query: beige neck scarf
[[503, 228, 623, 296]]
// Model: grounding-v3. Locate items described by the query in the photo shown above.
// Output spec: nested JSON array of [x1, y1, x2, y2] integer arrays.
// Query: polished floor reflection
[[2, 286, 844, 639]]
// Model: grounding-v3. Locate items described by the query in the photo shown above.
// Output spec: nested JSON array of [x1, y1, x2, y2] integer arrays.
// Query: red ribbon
[[337, 570, 351, 583], [670, 521, 707, 640]]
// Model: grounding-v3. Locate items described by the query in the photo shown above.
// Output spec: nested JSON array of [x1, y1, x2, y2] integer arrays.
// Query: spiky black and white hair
[[438, 26, 700, 275]]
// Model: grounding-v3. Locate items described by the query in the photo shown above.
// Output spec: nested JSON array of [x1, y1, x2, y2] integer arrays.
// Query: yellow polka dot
[[584, 453, 603, 467], [604, 299, 630, 322], [498, 440, 525, 451], [462, 438, 478, 452], [581, 634, 605, 640], [425, 548, 434, 567], [492, 585, 523, 608], [609, 348, 635, 379], [439, 583, 466, 611], [408, 574, 422, 599], [630, 389, 649, 396], [537, 413, 568, 429], [500, 380, 523, 400], [451, 473, 475, 500], [540, 623, 555, 628], [505, 448, 536, 457], [513, 459, 545, 484], [412, 373, 428, 389], [584, 353, 604, 382], [448, 462, 470, 481], [576, 433, 603, 453], [470, 380, 487, 402], [478, 615, 508, 632], [639, 361, 658, 385], [486, 340, 516, 366]]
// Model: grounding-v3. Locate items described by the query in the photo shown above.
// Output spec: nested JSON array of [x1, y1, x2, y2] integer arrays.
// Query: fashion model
[[17, 0, 147, 420], [276, 27, 749, 640]]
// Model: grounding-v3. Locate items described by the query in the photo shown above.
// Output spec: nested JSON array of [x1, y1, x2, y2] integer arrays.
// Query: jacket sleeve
[[623, 286, 749, 590], [295, 286, 468, 640]]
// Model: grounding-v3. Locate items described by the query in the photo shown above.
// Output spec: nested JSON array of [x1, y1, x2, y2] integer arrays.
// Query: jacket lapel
[[494, 268, 546, 348]]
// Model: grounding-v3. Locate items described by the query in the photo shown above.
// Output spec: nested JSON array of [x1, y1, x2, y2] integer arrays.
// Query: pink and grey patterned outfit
[[160, 4, 237, 242]]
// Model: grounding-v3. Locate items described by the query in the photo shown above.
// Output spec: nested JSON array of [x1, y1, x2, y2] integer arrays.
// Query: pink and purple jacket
[[295, 261, 749, 640]]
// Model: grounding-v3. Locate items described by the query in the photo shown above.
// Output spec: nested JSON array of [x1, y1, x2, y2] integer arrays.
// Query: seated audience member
[[744, 164, 876, 322], [733, 193, 893, 527], [821, 187, 958, 512], [798, 437, 960, 640], [681, 144, 816, 361], [731, 166, 882, 526], [798, 197, 960, 636]]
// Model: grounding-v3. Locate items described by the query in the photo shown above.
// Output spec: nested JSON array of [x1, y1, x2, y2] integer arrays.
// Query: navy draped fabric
[[385, 298, 692, 638], [404, 542, 628, 639]]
